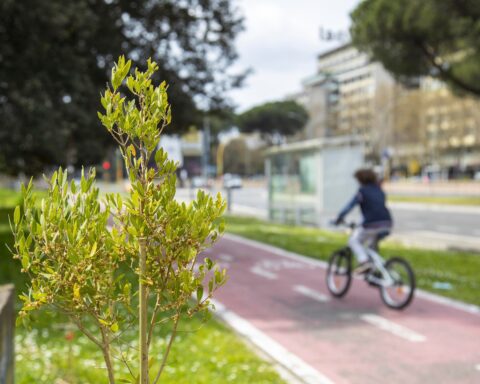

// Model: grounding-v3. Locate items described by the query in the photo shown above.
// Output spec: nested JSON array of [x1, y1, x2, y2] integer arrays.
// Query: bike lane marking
[[250, 265, 278, 280], [212, 299, 335, 384], [360, 314, 426, 343], [249, 259, 311, 281], [415, 290, 480, 315], [224, 233, 480, 316], [293, 285, 330, 303], [212, 235, 480, 384], [224, 233, 328, 268]]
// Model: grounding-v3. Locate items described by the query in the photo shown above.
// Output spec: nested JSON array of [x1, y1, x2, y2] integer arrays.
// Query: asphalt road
[[175, 186, 480, 250], [208, 235, 480, 384], [179, 186, 480, 238]]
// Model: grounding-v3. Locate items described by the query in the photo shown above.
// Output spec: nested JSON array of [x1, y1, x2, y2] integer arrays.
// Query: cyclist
[[334, 168, 393, 274]]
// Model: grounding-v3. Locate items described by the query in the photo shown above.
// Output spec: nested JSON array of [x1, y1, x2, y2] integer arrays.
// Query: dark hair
[[354, 168, 377, 185]]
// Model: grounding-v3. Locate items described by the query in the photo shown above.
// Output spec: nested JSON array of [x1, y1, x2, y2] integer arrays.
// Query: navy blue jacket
[[337, 183, 392, 227]]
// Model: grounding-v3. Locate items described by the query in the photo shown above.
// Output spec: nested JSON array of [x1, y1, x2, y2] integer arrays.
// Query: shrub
[[12, 56, 227, 384]]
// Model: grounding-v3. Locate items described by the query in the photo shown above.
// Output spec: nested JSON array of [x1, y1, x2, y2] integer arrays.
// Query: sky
[[228, 0, 360, 112]]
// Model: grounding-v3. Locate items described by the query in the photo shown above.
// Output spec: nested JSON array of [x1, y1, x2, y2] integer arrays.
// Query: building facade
[[295, 43, 480, 177], [295, 43, 397, 162]]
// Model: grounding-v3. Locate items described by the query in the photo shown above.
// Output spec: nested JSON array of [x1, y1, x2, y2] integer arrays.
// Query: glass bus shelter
[[265, 136, 363, 226]]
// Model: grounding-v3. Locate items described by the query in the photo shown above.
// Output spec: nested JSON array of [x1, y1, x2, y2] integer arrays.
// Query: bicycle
[[326, 221, 415, 310]]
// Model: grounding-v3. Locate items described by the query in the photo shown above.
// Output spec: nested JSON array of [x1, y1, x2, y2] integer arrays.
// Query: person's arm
[[335, 191, 362, 224]]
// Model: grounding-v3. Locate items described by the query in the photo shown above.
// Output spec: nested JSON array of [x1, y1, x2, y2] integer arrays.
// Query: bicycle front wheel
[[380, 257, 415, 310], [326, 248, 352, 297]]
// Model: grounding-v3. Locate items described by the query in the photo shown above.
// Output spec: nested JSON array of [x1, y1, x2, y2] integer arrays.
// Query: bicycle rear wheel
[[326, 248, 352, 297], [380, 257, 415, 310]]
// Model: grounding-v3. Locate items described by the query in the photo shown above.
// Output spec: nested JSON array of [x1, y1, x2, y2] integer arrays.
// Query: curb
[[389, 201, 480, 215], [213, 299, 334, 384]]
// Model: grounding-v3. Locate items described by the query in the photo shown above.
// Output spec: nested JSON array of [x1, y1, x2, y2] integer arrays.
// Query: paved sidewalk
[[208, 234, 480, 384]]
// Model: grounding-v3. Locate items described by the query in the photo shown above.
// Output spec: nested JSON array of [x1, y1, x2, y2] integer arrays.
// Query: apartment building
[[420, 78, 480, 174], [296, 43, 397, 161], [295, 43, 480, 176]]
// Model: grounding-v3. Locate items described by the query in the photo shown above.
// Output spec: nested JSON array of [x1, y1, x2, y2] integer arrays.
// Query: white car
[[191, 177, 209, 188], [223, 174, 242, 189]]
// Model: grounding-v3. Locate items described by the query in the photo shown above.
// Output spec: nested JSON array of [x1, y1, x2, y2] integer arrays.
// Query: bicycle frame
[[364, 247, 395, 287], [336, 221, 397, 287]]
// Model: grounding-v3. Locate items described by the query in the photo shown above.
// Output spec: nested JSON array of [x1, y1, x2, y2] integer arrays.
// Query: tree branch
[[68, 316, 103, 350], [153, 313, 180, 384], [100, 326, 116, 384], [418, 42, 480, 96]]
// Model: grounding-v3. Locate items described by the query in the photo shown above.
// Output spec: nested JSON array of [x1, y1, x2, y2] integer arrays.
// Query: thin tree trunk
[[101, 329, 116, 384], [153, 314, 180, 384], [139, 237, 149, 383]]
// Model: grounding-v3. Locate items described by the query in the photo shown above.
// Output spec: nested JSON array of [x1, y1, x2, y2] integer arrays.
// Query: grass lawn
[[0, 204, 284, 384], [15, 311, 281, 384], [225, 215, 480, 307], [0, 188, 23, 208], [388, 194, 480, 206]]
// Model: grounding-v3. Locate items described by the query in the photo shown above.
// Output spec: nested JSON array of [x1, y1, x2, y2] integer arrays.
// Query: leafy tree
[[350, 0, 480, 96], [237, 100, 309, 144], [0, 0, 245, 176], [222, 137, 264, 176], [12, 57, 227, 384]]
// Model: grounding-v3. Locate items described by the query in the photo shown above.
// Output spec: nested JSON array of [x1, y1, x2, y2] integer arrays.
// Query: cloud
[[230, 0, 360, 111]]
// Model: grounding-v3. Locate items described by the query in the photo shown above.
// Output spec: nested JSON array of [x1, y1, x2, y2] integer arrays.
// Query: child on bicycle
[[334, 168, 393, 274]]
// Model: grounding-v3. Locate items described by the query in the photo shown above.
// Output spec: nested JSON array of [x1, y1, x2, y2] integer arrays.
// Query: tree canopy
[[350, 0, 480, 96], [236, 100, 308, 143], [0, 0, 245, 175]]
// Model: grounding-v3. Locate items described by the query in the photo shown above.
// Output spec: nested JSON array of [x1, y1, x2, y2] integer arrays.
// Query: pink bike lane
[[206, 234, 480, 384]]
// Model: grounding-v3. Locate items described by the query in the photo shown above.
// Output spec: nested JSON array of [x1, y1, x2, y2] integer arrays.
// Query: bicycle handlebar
[[330, 219, 358, 229]]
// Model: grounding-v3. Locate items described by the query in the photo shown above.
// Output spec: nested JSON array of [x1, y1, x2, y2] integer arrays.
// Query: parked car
[[223, 173, 242, 189], [191, 176, 210, 188]]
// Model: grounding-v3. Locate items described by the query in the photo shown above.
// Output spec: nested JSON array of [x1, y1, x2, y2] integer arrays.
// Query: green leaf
[[81, 176, 87, 193], [197, 286, 203, 302], [129, 144, 136, 157], [126, 76, 135, 93], [99, 319, 109, 327], [205, 258, 213, 270], [148, 357, 155, 369], [50, 171, 58, 186], [21, 254, 29, 269], [90, 242, 97, 257], [73, 284, 81, 300], [14, 205, 20, 226], [111, 322, 119, 332], [127, 226, 137, 237]]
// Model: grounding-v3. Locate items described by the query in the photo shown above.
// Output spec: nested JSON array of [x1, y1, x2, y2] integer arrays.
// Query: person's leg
[[348, 228, 371, 263], [366, 227, 391, 251]]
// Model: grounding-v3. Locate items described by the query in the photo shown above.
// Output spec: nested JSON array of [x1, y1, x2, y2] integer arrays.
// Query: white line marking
[[293, 285, 330, 303], [415, 290, 480, 315], [224, 233, 480, 316], [250, 266, 277, 280], [361, 314, 426, 343], [475, 364, 480, 371], [389, 202, 480, 215], [219, 253, 234, 262], [225, 233, 328, 268], [212, 300, 334, 384], [261, 259, 312, 271]]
